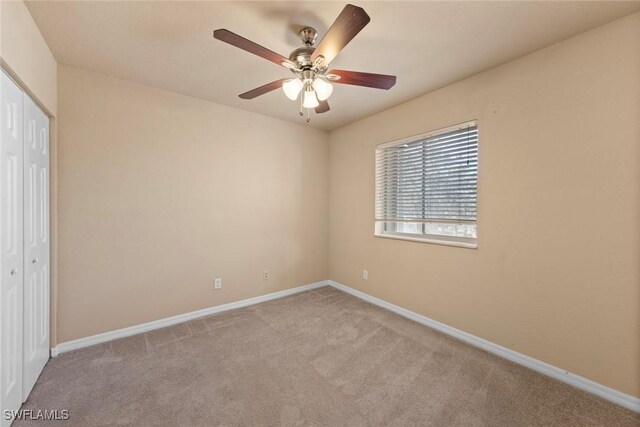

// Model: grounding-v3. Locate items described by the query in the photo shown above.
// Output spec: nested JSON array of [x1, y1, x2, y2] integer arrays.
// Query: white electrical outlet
[[214, 278, 222, 290], [362, 270, 368, 280], [263, 270, 270, 281]]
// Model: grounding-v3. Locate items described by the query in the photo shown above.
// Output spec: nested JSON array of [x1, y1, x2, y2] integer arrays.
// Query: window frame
[[374, 120, 479, 249]]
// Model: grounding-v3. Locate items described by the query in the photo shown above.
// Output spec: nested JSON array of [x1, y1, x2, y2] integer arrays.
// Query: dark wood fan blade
[[311, 4, 370, 66], [315, 100, 330, 114], [328, 69, 396, 90], [214, 29, 296, 68], [239, 79, 287, 99]]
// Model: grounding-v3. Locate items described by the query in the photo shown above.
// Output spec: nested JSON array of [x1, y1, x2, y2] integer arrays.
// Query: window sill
[[374, 232, 478, 249]]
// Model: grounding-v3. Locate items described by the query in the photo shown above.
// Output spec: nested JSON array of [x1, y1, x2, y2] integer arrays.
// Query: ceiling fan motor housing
[[289, 46, 315, 69], [289, 27, 328, 77]]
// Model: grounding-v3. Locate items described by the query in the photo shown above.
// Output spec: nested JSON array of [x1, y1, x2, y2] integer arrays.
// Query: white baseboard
[[50, 278, 639, 413], [327, 280, 640, 414], [51, 281, 327, 357]]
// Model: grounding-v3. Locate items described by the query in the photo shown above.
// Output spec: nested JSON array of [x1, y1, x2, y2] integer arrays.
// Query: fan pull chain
[[306, 108, 311, 123], [299, 91, 303, 117]]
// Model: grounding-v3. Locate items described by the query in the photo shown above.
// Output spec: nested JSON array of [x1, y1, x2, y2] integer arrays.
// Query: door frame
[[0, 66, 52, 424]]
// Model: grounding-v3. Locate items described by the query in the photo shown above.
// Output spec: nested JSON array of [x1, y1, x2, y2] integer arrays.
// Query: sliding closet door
[[22, 96, 49, 400], [0, 71, 24, 423]]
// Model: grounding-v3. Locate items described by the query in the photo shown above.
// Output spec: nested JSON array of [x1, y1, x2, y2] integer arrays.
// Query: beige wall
[[0, 0, 57, 115], [328, 13, 640, 398], [57, 65, 329, 343]]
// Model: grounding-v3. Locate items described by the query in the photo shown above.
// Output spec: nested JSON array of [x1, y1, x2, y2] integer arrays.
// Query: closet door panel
[[0, 70, 24, 426], [22, 95, 49, 401]]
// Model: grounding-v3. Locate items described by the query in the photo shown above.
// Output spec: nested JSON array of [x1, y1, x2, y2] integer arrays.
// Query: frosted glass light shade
[[312, 78, 333, 101], [303, 90, 319, 108], [282, 78, 303, 100]]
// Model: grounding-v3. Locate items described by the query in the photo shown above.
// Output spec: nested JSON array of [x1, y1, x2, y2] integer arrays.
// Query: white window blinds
[[375, 121, 478, 245]]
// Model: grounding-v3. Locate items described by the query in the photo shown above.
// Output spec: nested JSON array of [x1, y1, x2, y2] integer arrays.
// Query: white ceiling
[[27, 1, 640, 131]]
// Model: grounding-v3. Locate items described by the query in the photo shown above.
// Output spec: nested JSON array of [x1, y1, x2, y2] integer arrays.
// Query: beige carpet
[[17, 286, 639, 426]]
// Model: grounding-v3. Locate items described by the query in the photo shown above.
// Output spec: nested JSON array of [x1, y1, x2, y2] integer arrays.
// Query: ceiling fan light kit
[[213, 4, 397, 123], [303, 87, 320, 109], [283, 78, 304, 100], [312, 78, 333, 101]]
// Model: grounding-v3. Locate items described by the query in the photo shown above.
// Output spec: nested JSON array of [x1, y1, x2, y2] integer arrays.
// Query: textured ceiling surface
[[27, 1, 640, 130]]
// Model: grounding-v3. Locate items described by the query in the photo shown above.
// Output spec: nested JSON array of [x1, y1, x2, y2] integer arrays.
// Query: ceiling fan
[[213, 4, 396, 122]]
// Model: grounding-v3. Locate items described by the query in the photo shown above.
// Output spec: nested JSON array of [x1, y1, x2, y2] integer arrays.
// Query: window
[[375, 121, 478, 248]]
